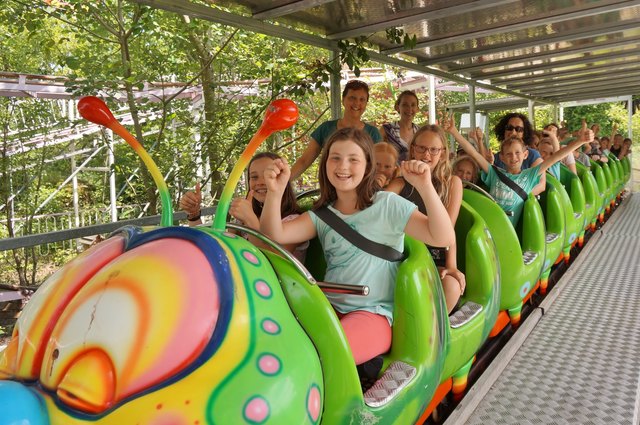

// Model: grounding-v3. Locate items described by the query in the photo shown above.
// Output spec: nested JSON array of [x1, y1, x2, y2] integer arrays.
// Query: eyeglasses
[[413, 145, 443, 155], [505, 125, 525, 133]]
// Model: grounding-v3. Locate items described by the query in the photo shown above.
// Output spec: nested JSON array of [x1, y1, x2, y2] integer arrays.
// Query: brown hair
[[248, 152, 302, 218], [395, 90, 419, 109], [453, 154, 479, 184], [500, 135, 527, 153], [342, 80, 370, 101], [313, 128, 378, 211], [410, 124, 453, 207]]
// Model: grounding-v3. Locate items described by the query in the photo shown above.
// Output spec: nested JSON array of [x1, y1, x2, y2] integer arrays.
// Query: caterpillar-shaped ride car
[[0, 98, 627, 425]]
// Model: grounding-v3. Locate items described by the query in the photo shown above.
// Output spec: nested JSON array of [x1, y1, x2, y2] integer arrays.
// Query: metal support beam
[[628, 96, 634, 139], [383, 0, 640, 54], [528, 100, 535, 129], [107, 130, 117, 223], [253, 0, 336, 19], [417, 18, 640, 66], [330, 50, 341, 120], [131, 0, 554, 106], [429, 75, 436, 124], [506, 69, 640, 90], [548, 86, 640, 102], [31, 146, 105, 218], [469, 84, 476, 131], [525, 78, 640, 96], [474, 48, 640, 80], [449, 35, 640, 73], [328, 0, 518, 40], [493, 61, 640, 85], [133, 0, 335, 49]]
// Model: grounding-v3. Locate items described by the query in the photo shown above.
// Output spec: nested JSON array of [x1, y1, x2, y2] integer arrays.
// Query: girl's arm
[[401, 160, 455, 248], [260, 159, 317, 245], [544, 126, 560, 152], [179, 183, 203, 227], [443, 116, 490, 173], [446, 175, 463, 225]]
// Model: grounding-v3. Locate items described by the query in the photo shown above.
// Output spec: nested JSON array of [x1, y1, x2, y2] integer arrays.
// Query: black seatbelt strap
[[313, 206, 404, 262], [492, 165, 528, 202]]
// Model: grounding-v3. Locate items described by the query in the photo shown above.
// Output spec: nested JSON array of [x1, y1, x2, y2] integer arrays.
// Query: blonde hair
[[453, 154, 479, 184], [410, 125, 452, 207], [375, 140, 400, 171], [538, 138, 555, 151], [500, 135, 527, 153]]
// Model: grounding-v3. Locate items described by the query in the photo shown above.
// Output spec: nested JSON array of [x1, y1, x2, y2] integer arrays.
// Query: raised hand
[[230, 190, 259, 227], [401, 160, 432, 190], [545, 125, 558, 137], [475, 127, 484, 143], [264, 158, 291, 194], [578, 119, 594, 144], [374, 172, 388, 188], [179, 182, 202, 219], [441, 113, 459, 136]]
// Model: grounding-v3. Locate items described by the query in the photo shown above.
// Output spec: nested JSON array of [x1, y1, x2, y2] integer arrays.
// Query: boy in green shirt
[[444, 118, 593, 226]]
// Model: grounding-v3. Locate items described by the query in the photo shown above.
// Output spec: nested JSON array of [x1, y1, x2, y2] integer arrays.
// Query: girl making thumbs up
[[179, 152, 308, 260]]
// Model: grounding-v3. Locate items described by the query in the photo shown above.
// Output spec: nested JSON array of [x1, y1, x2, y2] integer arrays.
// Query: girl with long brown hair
[[260, 127, 454, 365]]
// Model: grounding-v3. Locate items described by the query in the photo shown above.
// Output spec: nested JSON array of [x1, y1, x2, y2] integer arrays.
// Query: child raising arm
[[261, 128, 454, 366]]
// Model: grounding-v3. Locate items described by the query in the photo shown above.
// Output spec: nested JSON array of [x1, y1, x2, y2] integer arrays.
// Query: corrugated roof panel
[[135, 0, 640, 103]]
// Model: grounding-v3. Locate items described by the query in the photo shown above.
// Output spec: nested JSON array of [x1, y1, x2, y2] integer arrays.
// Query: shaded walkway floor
[[446, 192, 640, 425]]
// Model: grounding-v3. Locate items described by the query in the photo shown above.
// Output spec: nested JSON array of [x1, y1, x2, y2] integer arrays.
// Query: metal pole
[[107, 129, 117, 222], [71, 140, 80, 229], [528, 100, 535, 128], [469, 84, 476, 132], [330, 49, 342, 120], [628, 96, 633, 139], [429, 75, 436, 124]]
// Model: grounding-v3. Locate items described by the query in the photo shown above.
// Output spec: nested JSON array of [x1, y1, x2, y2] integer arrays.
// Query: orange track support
[[489, 311, 510, 337], [416, 379, 452, 424]]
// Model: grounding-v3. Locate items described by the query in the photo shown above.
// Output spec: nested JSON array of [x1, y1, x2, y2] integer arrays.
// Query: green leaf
[[64, 56, 81, 70]]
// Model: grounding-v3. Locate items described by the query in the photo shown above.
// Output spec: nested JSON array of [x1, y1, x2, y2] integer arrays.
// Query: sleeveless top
[[381, 122, 419, 162], [397, 180, 447, 267]]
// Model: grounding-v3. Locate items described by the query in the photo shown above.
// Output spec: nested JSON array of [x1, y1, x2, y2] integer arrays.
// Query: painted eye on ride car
[[33, 237, 219, 414]]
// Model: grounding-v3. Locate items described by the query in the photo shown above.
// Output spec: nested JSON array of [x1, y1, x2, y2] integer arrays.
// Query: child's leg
[[339, 310, 392, 365], [442, 274, 463, 313]]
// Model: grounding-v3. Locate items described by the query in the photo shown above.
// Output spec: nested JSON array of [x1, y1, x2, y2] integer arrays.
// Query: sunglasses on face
[[505, 125, 525, 133], [413, 145, 443, 155]]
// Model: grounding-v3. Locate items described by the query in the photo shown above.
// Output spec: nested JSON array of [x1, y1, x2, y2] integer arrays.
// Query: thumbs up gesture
[[578, 119, 594, 144], [180, 183, 202, 219], [230, 190, 259, 229]]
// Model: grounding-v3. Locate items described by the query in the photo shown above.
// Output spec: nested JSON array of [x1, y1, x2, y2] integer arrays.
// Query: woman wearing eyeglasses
[[387, 124, 465, 313]]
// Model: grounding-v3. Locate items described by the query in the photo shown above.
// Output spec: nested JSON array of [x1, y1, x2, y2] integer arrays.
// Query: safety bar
[[317, 281, 370, 296], [226, 223, 316, 283]]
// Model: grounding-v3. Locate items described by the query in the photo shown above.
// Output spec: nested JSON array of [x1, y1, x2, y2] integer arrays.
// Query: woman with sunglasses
[[387, 125, 465, 313], [492, 112, 545, 195], [492, 113, 542, 169]]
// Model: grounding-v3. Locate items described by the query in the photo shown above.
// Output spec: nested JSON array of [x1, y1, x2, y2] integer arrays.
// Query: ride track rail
[[432, 192, 629, 425]]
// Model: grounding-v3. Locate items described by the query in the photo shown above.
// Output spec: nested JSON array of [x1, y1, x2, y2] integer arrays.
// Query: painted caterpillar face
[[0, 226, 323, 425]]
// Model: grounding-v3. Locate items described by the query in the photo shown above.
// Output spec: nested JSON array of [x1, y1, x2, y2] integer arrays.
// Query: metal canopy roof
[[135, 0, 640, 106]]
